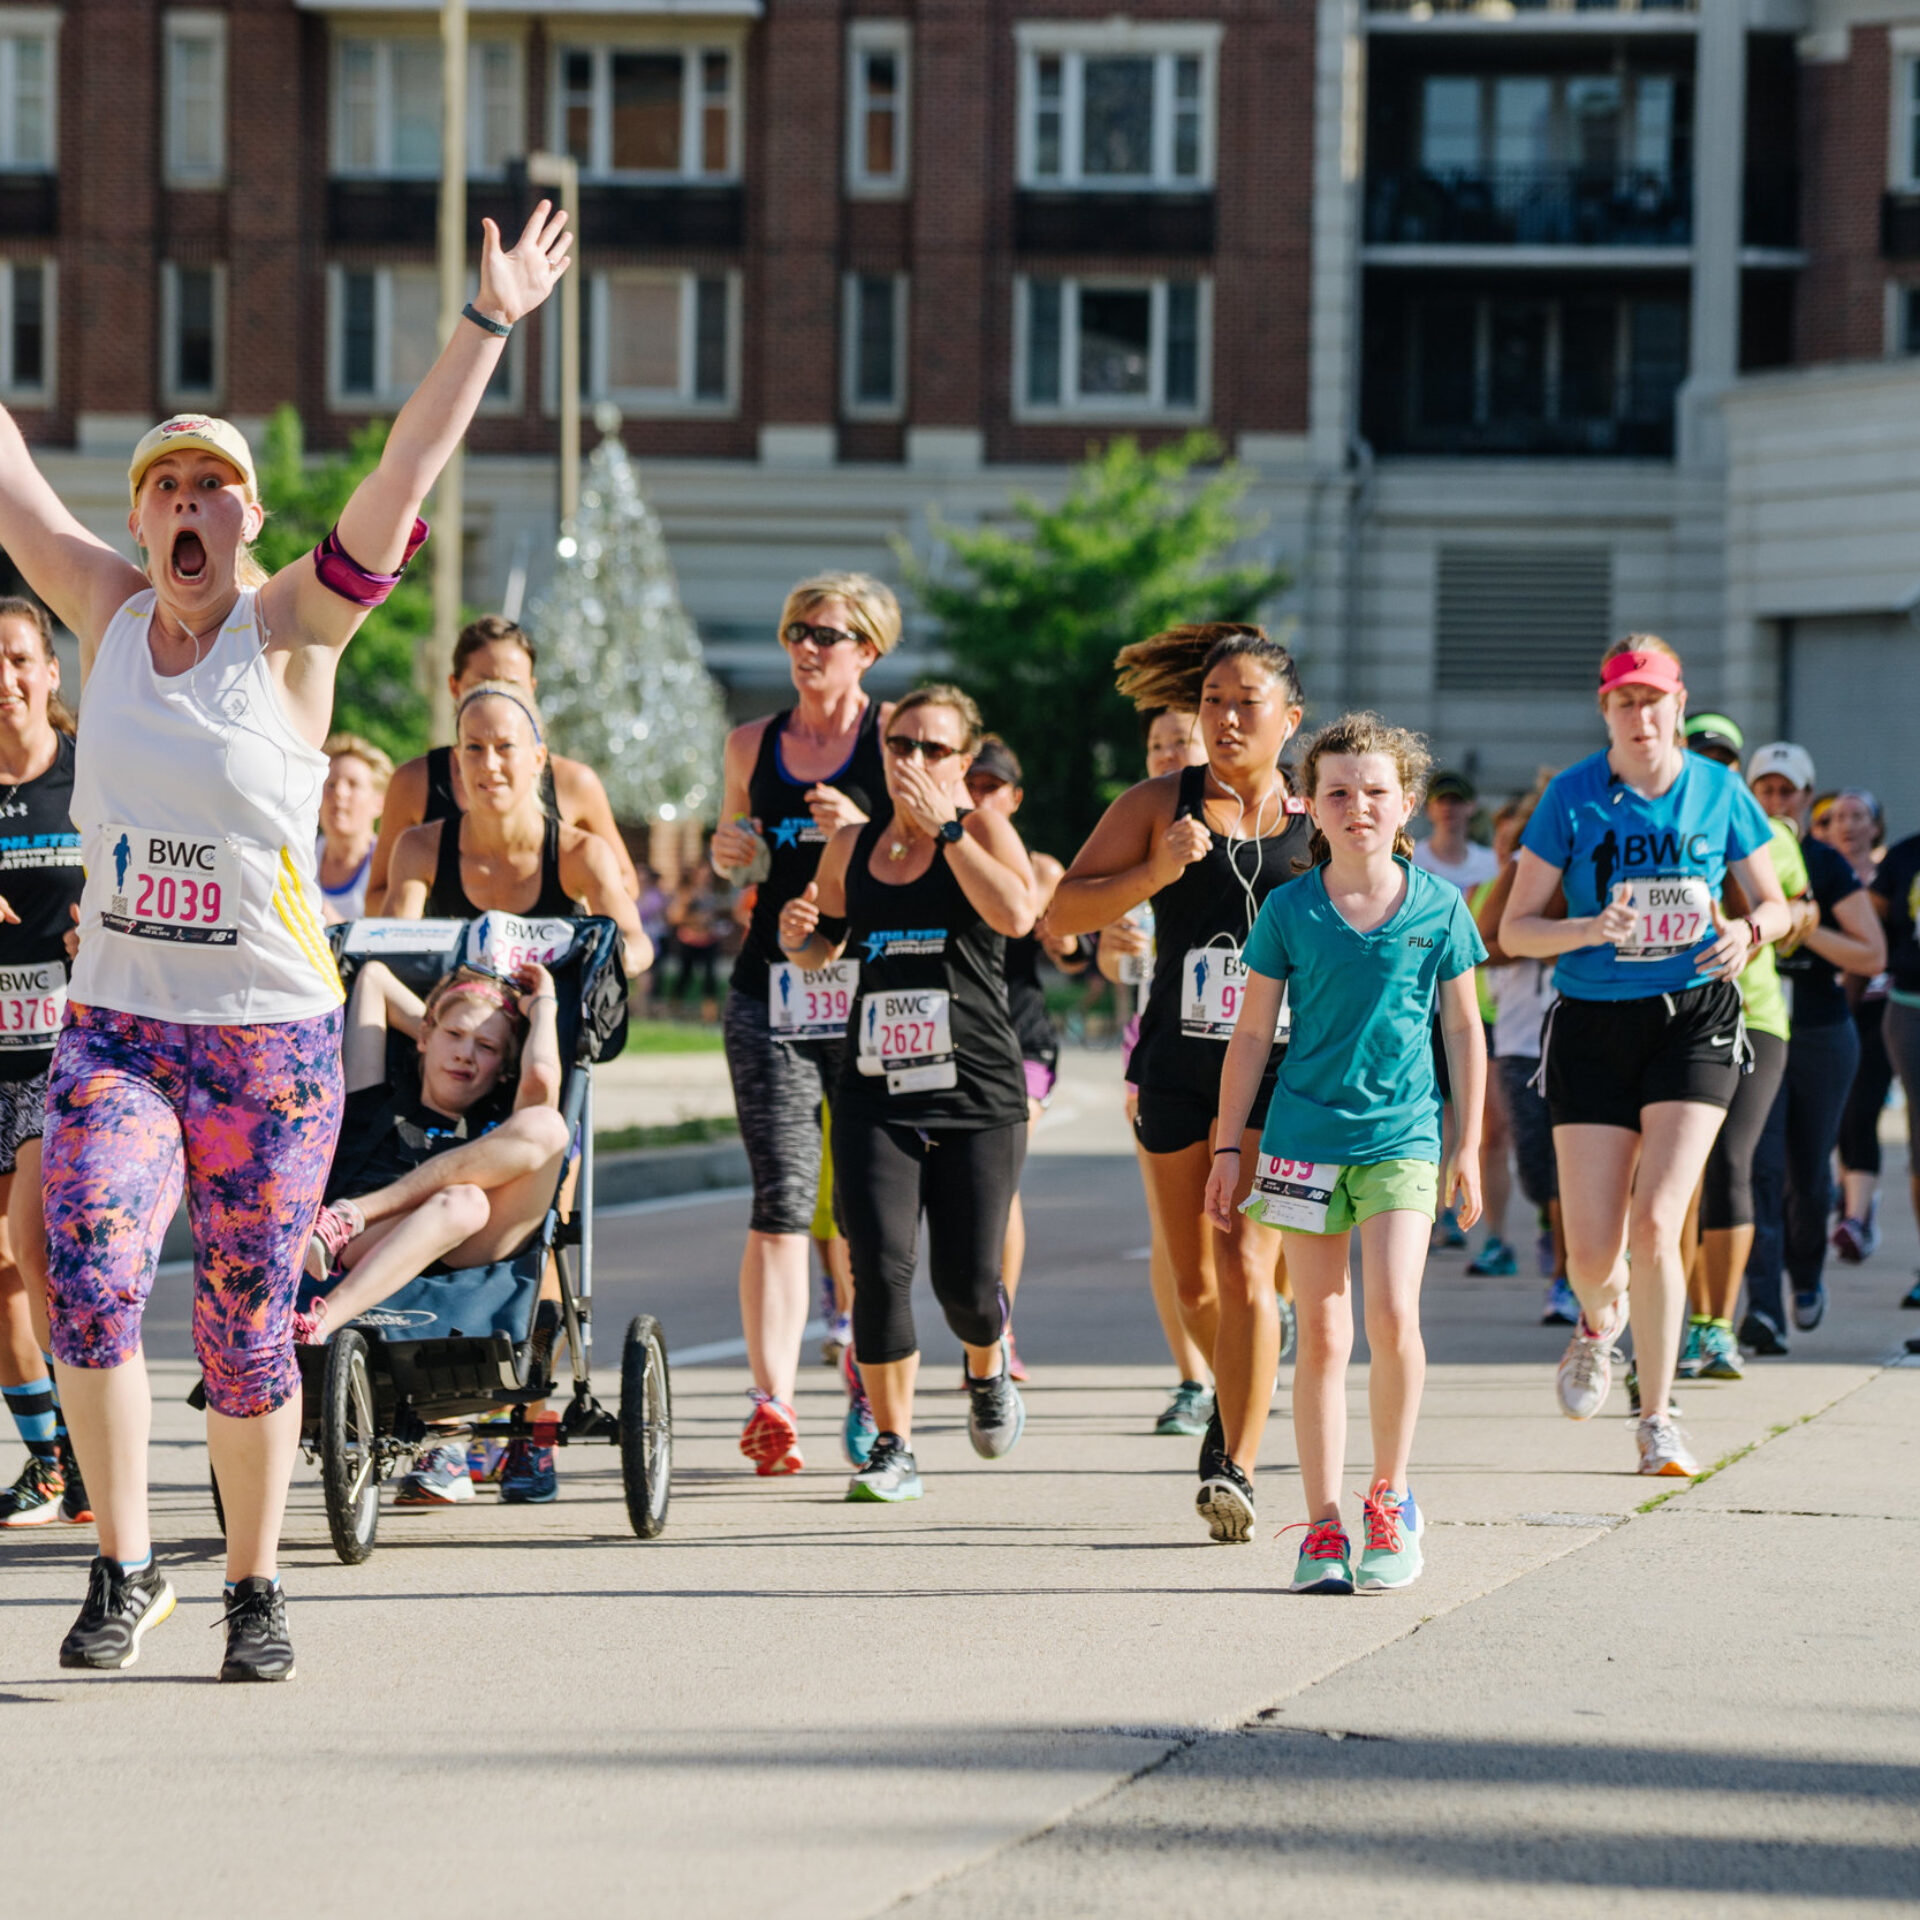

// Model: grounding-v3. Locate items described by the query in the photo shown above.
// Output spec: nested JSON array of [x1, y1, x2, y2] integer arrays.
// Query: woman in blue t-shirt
[[1206, 713, 1487, 1597], [1500, 637, 1789, 1480]]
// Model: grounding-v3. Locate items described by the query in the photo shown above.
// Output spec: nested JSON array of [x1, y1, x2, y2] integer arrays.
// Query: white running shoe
[[1635, 1412, 1700, 1478], [1555, 1309, 1620, 1421]]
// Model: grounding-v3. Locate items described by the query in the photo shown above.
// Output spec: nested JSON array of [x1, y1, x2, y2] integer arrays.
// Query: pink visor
[[1599, 649, 1683, 696]]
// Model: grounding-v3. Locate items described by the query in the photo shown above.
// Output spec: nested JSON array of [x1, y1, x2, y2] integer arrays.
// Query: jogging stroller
[[203, 913, 672, 1564]]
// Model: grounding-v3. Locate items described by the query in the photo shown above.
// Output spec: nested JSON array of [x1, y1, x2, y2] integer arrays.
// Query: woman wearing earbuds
[[1048, 626, 1311, 1544], [779, 685, 1037, 1504], [0, 204, 571, 1681]]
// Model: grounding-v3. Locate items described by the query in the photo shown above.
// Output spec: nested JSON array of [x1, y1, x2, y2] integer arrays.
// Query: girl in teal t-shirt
[[1206, 713, 1487, 1598]]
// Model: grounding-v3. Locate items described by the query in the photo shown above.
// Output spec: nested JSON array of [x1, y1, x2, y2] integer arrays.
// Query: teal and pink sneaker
[[1355, 1482, 1424, 1593], [1287, 1516, 1355, 1595]]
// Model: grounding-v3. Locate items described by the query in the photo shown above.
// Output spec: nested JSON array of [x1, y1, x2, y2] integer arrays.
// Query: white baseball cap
[[127, 413, 259, 509], [1748, 742, 1816, 792]]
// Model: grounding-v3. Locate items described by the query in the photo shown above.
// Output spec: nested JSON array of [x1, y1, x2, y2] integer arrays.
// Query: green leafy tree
[[900, 433, 1289, 859], [251, 404, 431, 762]]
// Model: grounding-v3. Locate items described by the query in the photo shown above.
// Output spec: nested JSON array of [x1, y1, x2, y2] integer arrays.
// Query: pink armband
[[313, 518, 429, 608]]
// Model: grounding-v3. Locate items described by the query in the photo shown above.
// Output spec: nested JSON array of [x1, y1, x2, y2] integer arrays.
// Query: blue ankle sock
[[224, 1575, 281, 1596], [2, 1375, 59, 1462], [116, 1551, 152, 1578], [41, 1354, 69, 1449]]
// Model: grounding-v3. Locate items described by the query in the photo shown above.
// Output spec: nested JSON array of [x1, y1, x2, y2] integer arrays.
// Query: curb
[[157, 1137, 748, 1265]]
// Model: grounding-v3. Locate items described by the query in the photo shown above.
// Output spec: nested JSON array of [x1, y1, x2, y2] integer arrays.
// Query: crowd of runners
[[1, 195, 1916, 1682]]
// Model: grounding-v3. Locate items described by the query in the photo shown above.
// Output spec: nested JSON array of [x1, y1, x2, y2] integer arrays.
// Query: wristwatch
[[937, 818, 964, 844]]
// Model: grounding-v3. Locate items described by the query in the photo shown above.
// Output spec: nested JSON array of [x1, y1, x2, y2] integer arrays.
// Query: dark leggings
[[1699, 1030, 1787, 1233], [1747, 1016, 1859, 1320], [832, 1114, 1026, 1366], [1836, 996, 1890, 1177]]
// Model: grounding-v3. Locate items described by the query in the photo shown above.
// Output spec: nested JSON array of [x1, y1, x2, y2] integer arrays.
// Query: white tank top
[[70, 588, 344, 1025]]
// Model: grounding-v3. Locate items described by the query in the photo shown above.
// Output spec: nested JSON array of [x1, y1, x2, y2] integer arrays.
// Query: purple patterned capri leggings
[[44, 1003, 344, 1418]]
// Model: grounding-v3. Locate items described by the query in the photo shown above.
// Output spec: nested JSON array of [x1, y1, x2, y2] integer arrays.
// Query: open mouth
[[170, 530, 208, 584]]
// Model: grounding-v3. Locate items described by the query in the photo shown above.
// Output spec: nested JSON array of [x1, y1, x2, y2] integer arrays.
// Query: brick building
[[6, 0, 1920, 820]]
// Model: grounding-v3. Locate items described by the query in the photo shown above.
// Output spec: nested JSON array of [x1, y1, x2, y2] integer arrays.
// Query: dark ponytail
[[1115, 622, 1303, 715]]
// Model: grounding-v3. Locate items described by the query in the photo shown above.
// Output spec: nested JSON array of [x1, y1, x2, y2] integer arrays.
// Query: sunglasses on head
[[783, 621, 868, 651], [884, 733, 961, 765]]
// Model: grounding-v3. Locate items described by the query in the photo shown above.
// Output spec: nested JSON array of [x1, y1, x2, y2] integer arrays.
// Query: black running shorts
[[1541, 979, 1744, 1133], [1134, 1077, 1275, 1156]]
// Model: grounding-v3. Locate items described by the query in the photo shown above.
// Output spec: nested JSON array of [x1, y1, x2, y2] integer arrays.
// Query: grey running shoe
[[219, 1576, 296, 1682], [966, 1346, 1026, 1460], [1154, 1380, 1214, 1437], [846, 1433, 922, 1502], [1555, 1312, 1618, 1420], [1196, 1458, 1256, 1543], [1792, 1285, 1827, 1332], [1636, 1413, 1700, 1478], [59, 1555, 177, 1671]]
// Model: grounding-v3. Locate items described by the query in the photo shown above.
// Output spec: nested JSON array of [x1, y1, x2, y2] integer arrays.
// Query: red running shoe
[[739, 1393, 803, 1476], [305, 1200, 365, 1281]]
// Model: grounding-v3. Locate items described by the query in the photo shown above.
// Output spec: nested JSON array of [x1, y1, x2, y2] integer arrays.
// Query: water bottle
[[1117, 902, 1153, 992]]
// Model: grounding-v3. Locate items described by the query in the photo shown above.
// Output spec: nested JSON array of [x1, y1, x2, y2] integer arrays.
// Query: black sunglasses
[[884, 733, 961, 765], [783, 621, 869, 650]]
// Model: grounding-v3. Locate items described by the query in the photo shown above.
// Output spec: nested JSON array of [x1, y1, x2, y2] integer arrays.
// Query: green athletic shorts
[[1245, 1158, 1438, 1236]]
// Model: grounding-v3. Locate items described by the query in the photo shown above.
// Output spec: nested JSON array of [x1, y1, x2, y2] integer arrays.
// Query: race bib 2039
[[100, 827, 240, 946]]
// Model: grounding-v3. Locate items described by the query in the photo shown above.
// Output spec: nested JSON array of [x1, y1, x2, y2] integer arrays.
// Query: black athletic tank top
[[1131, 761, 1312, 1104], [426, 813, 576, 920], [424, 744, 559, 824], [1003, 929, 1058, 1070], [0, 732, 81, 1083], [833, 815, 1028, 1130], [731, 702, 887, 1002]]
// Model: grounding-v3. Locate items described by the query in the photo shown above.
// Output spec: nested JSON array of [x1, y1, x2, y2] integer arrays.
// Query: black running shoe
[[1901, 1276, 1920, 1310], [219, 1576, 296, 1683], [1738, 1310, 1789, 1357], [0, 1453, 64, 1527], [59, 1554, 176, 1671], [57, 1439, 92, 1524], [1197, 1407, 1228, 1483], [1196, 1458, 1256, 1544]]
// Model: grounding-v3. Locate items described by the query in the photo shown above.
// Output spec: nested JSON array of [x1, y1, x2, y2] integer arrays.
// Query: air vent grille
[[1435, 546, 1613, 692]]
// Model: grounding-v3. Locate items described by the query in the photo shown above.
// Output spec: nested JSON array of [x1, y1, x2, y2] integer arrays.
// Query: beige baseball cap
[[127, 413, 259, 509]]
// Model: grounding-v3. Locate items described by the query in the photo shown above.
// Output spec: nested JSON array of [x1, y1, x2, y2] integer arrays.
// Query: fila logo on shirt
[[1406, 935, 1434, 949]]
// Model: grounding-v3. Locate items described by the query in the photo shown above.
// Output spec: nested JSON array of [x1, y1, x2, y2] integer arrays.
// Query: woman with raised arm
[[5, 204, 570, 1683]]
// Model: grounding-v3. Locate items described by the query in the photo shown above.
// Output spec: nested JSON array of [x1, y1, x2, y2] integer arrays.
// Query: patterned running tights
[[44, 1003, 344, 1418]]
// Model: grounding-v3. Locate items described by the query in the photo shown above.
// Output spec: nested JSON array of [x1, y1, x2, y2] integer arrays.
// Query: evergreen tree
[[252, 404, 431, 762], [901, 433, 1289, 859], [526, 419, 727, 824]]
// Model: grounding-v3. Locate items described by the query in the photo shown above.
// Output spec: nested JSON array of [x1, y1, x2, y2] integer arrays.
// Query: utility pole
[[525, 150, 582, 528], [429, 0, 468, 745]]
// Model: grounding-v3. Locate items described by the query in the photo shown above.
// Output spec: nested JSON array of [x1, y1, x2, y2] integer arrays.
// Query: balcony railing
[[1883, 191, 1920, 260], [1014, 191, 1215, 256], [1366, 167, 1690, 247], [328, 179, 745, 250], [1372, 414, 1676, 458], [1369, 2, 1695, 15], [0, 173, 56, 238]]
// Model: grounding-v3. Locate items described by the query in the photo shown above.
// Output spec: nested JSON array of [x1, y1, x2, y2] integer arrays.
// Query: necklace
[[888, 831, 913, 862]]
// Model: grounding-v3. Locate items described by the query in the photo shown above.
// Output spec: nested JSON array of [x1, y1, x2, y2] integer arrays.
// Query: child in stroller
[[299, 954, 572, 1503]]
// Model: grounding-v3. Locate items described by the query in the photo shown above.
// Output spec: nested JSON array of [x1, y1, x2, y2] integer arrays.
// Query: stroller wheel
[[619, 1314, 673, 1539], [320, 1329, 381, 1564]]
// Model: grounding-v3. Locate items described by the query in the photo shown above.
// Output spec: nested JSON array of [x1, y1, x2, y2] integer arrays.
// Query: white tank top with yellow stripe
[[69, 587, 343, 1025]]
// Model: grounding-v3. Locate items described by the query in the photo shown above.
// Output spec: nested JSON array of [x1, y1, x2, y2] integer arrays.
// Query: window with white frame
[[558, 44, 738, 179], [1017, 25, 1217, 191], [1016, 276, 1208, 419], [0, 261, 50, 401], [0, 24, 55, 170], [165, 13, 225, 186], [333, 37, 521, 177], [162, 263, 223, 405], [569, 270, 734, 412], [333, 265, 517, 409], [844, 272, 907, 417], [847, 22, 909, 196]]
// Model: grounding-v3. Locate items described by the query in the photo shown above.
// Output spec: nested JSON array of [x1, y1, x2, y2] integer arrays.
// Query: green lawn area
[[624, 1017, 727, 1054], [594, 1115, 740, 1155]]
